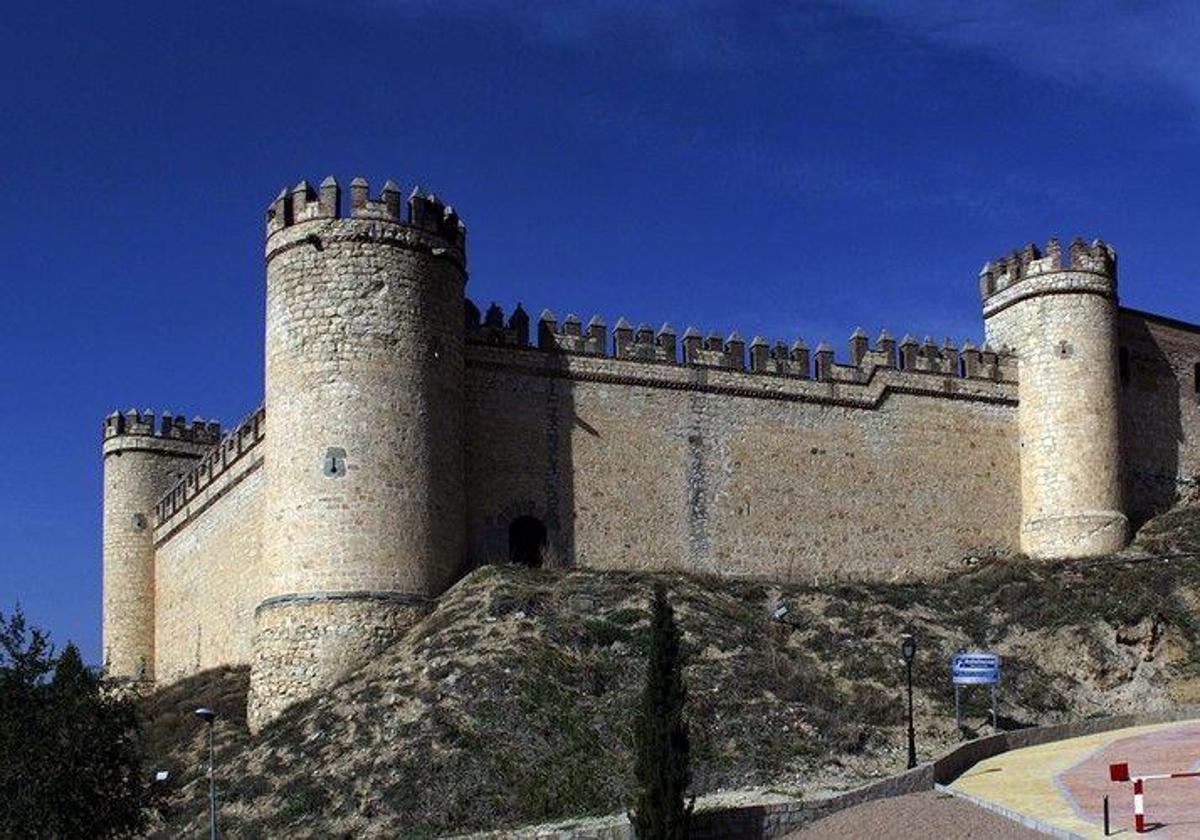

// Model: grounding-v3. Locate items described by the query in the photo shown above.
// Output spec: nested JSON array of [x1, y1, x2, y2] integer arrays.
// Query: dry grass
[[140, 504, 1200, 837]]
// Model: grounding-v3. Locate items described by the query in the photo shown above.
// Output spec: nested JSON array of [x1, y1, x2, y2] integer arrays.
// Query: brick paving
[[788, 790, 1041, 839], [1057, 721, 1200, 838]]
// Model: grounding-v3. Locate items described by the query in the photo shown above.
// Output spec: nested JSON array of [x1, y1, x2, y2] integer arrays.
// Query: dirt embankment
[[142, 505, 1200, 837]]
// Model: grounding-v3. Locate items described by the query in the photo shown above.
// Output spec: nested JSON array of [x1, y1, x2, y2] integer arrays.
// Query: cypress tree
[[629, 584, 693, 839]]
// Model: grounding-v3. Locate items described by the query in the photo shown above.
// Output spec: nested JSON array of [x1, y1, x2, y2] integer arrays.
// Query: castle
[[101, 176, 1200, 729]]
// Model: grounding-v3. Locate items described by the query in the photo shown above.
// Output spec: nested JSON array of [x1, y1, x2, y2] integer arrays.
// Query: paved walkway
[[788, 790, 1042, 838], [950, 720, 1200, 838]]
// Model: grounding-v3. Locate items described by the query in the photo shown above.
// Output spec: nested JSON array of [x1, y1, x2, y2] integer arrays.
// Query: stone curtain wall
[[1118, 309, 1200, 524], [144, 336, 1020, 695], [131, 308, 1200, 693], [152, 455, 264, 683], [465, 347, 1021, 580]]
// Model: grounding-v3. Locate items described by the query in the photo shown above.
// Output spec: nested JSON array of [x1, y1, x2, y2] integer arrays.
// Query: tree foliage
[[629, 584, 694, 839], [0, 608, 150, 838]]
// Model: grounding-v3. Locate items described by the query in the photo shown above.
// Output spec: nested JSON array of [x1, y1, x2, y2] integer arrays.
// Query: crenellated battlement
[[154, 405, 265, 527], [465, 301, 1018, 385], [465, 300, 531, 347], [980, 236, 1116, 301], [264, 176, 466, 251], [102, 409, 221, 445]]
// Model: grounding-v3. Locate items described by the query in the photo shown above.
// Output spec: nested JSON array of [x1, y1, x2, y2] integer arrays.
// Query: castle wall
[[1118, 308, 1200, 524], [134, 303, 1200, 694], [465, 346, 1021, 580], [149, 407, 266, 682], [100, 168, 1200, 736], [153, 464, 264, 682]]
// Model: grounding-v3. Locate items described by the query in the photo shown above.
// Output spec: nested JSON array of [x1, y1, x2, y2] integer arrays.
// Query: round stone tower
[[101, 410, 221, 681], [981, 237, 1126, 559], [249, 176, 468, 729]]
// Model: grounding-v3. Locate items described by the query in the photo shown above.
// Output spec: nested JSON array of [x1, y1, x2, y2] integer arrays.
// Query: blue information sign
[[951, 652, 1000, 686]]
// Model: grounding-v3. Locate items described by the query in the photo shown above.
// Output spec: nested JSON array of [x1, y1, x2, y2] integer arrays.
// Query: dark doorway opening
[[509, 516, 548, 567]]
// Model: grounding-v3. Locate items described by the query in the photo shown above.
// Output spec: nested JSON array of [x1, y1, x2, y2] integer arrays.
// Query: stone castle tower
[[250, 179, 469, 726], [101, 413, 221, 680], [980, 239, 1126, 558], [101, 175, 1200, 728]]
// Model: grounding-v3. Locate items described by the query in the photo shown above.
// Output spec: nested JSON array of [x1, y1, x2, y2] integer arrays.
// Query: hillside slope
[[143, 504, 1200, 837]]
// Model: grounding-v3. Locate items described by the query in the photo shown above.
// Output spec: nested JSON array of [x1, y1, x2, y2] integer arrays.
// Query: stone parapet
[[103, 409, 221, 449], [466, 327, 1018, 407], [457, 707, 1200, 839], [265, 176, 465, 269], [980, 237, 1117, 317], [469, 304, 1018, 387], [154, 406, 264, 528]]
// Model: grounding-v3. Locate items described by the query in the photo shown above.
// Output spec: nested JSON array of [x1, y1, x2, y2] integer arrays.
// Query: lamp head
[[195, 707, 217, 724], [900, 634, 917, 661]]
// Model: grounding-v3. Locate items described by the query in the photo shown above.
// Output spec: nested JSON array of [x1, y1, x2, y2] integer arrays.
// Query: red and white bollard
[[1133, 777, 1145, 834], [1110, 761, 1200, 833]]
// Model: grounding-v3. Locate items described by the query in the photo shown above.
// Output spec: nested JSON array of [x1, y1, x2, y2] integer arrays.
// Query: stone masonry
[[99, 176, 1200, 728], [102, 412, 220, 680], [982, 239, 1126, 557]]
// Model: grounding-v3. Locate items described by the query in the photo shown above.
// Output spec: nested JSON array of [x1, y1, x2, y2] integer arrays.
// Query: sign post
[[951, 651, 1001, 730]]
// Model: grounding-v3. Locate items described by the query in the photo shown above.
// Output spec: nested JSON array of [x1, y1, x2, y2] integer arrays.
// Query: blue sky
[[2, 1, 1199, 663]]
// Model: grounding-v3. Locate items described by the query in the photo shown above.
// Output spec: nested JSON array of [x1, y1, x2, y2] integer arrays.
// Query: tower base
[[1020, 511, 1128, 559], [247, 592, 431, 732]]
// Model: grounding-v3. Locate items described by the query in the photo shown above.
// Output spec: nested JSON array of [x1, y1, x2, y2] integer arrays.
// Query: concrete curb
[[934, 783, 1085, 839]]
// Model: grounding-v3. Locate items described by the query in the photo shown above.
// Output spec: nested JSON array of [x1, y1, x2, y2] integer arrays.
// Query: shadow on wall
[[1119, 316, 1182, 530], [544, 369, 579, 569], [459, 316, 580, 575]]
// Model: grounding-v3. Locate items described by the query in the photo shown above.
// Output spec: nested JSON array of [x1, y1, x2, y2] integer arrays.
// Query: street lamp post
[[900, 634, 917, 770], [195, 707, 218, 840]]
